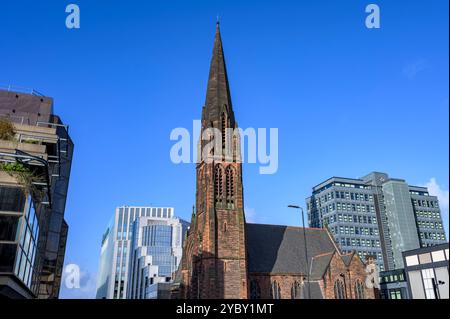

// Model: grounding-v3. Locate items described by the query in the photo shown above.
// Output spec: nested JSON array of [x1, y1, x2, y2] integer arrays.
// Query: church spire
[[203, 22, 234, 125]]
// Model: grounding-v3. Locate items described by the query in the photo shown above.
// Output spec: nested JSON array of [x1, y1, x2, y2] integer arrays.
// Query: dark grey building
[[379, 269, 409, 299], [0, 86, 73, 299], [306, 172, 447, 271], [403, 243, 449, 299]]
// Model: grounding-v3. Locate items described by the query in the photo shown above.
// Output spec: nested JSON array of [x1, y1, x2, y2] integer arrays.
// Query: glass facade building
[[0, 191, 40, 298], [306, 172, 447, 271], [127, 216, 188, 299], [306, 176, 383, 269], [95, 206, 189, 299], [0, 87, 73, 299]]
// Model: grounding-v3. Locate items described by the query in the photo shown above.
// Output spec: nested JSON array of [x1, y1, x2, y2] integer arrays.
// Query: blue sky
[[0, 0, 448, 298]]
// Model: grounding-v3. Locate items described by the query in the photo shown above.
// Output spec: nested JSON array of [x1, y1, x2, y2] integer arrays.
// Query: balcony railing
[[0, 84, 45, 97]]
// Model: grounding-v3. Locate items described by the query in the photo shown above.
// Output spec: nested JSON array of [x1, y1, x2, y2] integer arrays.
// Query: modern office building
[[379, 269, 409, 299], [403, 243, 449, 299], [95, 206, 188, 299], [306, 175, 384, 269], [0, 86, 73, 299], [306, 172, 447, 271], [127, 215, 188, 299]]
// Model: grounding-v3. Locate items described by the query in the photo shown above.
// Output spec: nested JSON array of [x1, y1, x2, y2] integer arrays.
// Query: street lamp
[[287, 205, 311, 299]]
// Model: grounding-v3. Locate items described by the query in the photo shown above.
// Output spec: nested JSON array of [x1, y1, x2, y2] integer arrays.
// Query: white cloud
[[59, 266, 97, 299], [423, 178, 449, 237], [245, 207, 257, 223]]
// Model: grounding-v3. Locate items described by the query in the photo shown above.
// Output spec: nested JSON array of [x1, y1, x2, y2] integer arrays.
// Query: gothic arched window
[[250, 280, 261, 299], [291, 281, 302, 299], [225, 166, 235, 200], [221, 112, 227, 149], [215, 165, 224, 203], [355, 280, 365, 299], [334, 279, 346, 299], [271, 281, 281, 299]]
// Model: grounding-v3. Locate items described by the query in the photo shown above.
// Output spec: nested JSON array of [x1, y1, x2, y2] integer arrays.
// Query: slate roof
[[310, 252, 335, 280], [341, 252, 355, 266], [246, 223, 337, 275]]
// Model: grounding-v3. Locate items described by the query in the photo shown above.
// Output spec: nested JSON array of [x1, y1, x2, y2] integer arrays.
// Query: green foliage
[[0, 162, 30, 173], [0, 118, 16, 141], [21, 139, 40, 145], [0, 161, 44, 199]]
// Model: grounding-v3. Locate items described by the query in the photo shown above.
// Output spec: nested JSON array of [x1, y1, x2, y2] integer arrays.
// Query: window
[[221, 113, 227, 148], [0, 243, 17, 272], [354, 280, 365, 299], [405, 255, 419, 266], [0, 215, 21, 241], [419, 253, 432, 265], [225, 166, 235, 203], [431, 250, 446, 262], [389, 289, 403, 299], [271, 281, 281, 299], [291, 281, 302, 299], [0, 186, 26, 212], [334, 279, 345, 299], [214, 165, 224, 202], [421, 268, 436, 299]]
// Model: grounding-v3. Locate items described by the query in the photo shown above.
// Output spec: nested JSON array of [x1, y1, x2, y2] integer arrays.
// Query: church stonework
[[174, 23, 375, 300]]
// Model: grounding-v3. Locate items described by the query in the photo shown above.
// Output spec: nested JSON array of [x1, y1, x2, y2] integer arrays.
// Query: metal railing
[[0, 84, 45, 97]]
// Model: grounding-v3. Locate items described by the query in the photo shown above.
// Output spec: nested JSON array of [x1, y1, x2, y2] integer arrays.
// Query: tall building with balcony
[[0, 86, 73, 299], [306, 172, 447, 271], [95, 206, 189, 299]]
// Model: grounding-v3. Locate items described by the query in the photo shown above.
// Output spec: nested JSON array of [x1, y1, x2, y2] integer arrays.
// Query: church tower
[[178, 22, 248, 299]]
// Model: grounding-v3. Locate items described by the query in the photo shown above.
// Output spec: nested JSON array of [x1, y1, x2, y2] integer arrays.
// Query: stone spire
[[203, 22, 235, 126]]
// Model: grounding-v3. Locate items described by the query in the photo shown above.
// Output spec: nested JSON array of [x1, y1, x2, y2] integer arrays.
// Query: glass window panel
[[0, 215, 21, 241], [18, 251, 27, 280], [419, 253, 432, 265], [24, 261, 31, 285], [432, 250, 446, 262], [0, 187, 26, 212], [405, 255, 419, 266], [0, 243, 17, 272]]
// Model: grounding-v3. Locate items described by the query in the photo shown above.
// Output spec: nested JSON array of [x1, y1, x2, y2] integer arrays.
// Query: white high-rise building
[[95, 206, 189, 299]]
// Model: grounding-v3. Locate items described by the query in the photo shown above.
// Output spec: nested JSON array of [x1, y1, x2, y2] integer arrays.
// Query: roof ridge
[[312, 251, 335, 259], [246, 222, 326, 231]]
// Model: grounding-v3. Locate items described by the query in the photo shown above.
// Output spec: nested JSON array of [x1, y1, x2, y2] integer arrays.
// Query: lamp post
[[288, 205, 311, 299]]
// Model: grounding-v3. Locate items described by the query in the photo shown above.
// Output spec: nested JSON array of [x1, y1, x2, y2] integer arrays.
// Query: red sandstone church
[[173, 23, 376, 300]]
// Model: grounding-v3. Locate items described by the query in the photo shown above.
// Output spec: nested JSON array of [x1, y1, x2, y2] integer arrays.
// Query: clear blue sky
[[0, 0, 448, 298]]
